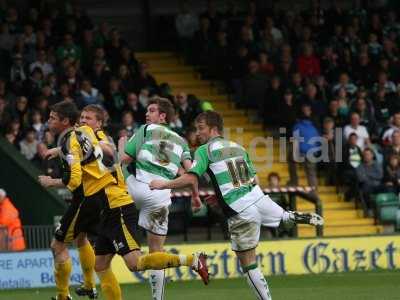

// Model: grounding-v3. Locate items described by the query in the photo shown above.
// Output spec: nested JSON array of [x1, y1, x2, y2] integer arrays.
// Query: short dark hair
[[195, 111, 224, 133], [82, 104, 105, 123], [148, 97, 175, 123], [50, 100, 79, 126]]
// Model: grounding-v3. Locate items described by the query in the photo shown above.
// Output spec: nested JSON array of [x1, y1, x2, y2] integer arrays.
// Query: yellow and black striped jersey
[[60, 126, 133, 209]]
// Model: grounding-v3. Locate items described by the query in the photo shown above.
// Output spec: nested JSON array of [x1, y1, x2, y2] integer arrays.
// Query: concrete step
[[298, 225, 383, 237], [297, 201, 355, 210]]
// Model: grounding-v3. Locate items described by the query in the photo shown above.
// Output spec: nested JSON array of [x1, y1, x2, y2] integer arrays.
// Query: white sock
[[245, 267, 272, 300], [149, 269, 165, 300], [281, 211, 291, 223]]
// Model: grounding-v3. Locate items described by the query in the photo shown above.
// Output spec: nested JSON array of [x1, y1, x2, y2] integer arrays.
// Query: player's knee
[[75, 233, 88, 248], [95, 260, 110, 273], [125, 260, 138, 272], [50, 240, 68, 261]]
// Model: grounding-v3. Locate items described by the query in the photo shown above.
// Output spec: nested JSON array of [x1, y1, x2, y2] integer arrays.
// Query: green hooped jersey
[[189, 136, 265, 217], [124, 124, 191, 183]]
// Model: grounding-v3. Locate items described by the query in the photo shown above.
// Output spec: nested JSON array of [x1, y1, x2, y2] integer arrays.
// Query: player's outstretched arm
[[38, 176, 65, 188], [149, 173, 198, 190], [44, 147, 61, 160]]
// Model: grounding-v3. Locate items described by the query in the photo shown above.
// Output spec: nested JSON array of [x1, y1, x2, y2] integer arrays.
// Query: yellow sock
[[78, 242, 96, 289], [97, 268, 122, 300], [137, 252, 194, 271], [54, 258, 72, 299]]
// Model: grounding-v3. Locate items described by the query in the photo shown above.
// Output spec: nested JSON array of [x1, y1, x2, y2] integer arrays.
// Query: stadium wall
[[1, 235, 399, 289], [0, 137, 66, 225]]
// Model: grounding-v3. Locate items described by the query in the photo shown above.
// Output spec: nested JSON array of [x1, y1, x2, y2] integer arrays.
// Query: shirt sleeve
[[188, 145, 209, 177], [62, 133, 83, 192], [124, 127, 142, 159], [244, 152, 257, 178], [181, 141, 192, 162]]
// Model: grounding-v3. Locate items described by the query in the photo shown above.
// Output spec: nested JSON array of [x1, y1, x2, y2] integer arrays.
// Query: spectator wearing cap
[[288, 103, 321, 188], [344, 112, 370, 150], [0, 189, 25, 251]]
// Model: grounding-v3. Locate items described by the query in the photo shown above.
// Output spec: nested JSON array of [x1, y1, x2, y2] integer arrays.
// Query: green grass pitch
[[1, 270, 399, 300]]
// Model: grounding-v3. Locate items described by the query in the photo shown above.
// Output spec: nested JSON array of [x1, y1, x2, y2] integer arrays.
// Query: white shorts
[[228, 195, 284, 252], [126, 175, 171, 235]]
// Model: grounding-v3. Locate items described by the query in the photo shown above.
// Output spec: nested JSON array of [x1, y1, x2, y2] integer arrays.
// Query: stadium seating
[[136, 51, 384, 237]]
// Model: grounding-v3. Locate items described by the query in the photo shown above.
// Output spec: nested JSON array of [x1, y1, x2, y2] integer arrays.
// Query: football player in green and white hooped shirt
[[150, 111, 324, 300], [119, 97, 207, 300]]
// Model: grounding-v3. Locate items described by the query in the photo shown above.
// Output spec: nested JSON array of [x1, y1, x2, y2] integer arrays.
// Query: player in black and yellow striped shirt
[[40, 102, 209, 300]]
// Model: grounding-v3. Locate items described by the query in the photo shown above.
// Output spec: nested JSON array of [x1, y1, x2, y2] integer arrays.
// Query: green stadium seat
[[396, 209, 400, 231], [379, 205, 398, 224], [374, 193, 398, 206]]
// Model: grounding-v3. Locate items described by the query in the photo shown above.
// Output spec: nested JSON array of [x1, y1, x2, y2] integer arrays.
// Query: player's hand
[[149, 180, 167, 190], [44, 147, 60, 160], [118, 136, 127, 152], [191, 194, 202, 213], [204, 195, 219, 209], [38, 175, 54, 187]]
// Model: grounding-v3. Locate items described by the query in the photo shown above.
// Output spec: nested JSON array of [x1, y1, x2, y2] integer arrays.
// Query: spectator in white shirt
[[344, 112, 371, 150], [382, 112, 400, 145], [29, 49, 54, 77], [19, 128, 39, 160]]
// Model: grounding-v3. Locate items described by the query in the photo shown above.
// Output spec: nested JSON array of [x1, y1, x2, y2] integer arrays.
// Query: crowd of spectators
[[2, 0, 400, 218], [0, 1, 206, 178], [175, 0, 400, 213]]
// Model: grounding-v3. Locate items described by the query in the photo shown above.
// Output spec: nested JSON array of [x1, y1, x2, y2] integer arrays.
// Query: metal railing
[[23, 225, 54, 250], [0, 226, 8, 251]]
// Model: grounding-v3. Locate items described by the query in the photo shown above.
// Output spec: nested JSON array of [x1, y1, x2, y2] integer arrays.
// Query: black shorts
[[95, 203, 140, 256], [54, 187, 105, 243]]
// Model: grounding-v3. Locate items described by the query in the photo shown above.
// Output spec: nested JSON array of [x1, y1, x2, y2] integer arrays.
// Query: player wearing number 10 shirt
[[149, 111, 323, 300]]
